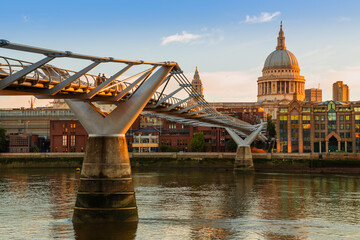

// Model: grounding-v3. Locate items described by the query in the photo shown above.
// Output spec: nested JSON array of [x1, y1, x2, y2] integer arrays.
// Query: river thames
[[0, 168, 359, 239]]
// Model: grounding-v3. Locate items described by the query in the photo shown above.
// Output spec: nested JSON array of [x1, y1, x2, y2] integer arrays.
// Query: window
[[321, 124, 325, 130], [321, 132, 325, 138], [355, 107, 360, 112], [62, 123, 68, 133], [321, 116, 325, 121], [280, 116, 288, 121], [340, 124, 344, 130], [340, 132, 344, 138], [346, 115, 350, 121], [346, 132, 351, 138], [280, 108, 288, 113], [315, 116, 319, 121], [71, 123, 76, 133], [328, 112, 336, 121], [328, 101, 336, 111], [302, 108, 311, 112], [302, 115, 310, 121], [62, 135, 67, 146], [356, 115, 360, 120], [70, 135, 76, 146], [291, 115, 299, 120], [315, 132, 319, 138], [346, 124, 350, 130], [302, 124, 310, 129], [340, 115, 344, 121]]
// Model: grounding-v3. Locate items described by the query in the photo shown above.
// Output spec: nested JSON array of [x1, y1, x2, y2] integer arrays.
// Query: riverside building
[[277, 99, 360, 153]]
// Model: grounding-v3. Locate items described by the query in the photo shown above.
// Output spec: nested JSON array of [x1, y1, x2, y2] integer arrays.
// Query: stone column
[[338, 141, 341, 151], [73, 136, 138, 223], [319, 141, 322, 153], [345, 141, 347, 152]]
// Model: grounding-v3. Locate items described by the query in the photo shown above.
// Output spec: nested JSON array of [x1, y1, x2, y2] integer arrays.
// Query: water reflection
[[73, 222, 138, 240], [0, 169, 360, 239]]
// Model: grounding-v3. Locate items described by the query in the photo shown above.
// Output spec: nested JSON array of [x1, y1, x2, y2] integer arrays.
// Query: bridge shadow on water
[[73, 222, 138, 240]]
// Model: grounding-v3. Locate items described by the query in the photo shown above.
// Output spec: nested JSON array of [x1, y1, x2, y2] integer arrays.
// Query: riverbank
[[1, 152, 360, 174]]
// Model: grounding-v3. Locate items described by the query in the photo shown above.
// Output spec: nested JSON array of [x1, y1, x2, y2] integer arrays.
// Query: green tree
[[267, 114, 276, 138], [190, 132, 205, 152], [226, 138, 237, 152], [0, 127, 6, 152], [160, 145, 174, 152]]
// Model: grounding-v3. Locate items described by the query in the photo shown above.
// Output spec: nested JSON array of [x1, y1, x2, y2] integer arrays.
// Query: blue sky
[[1, 0, 360, 107]]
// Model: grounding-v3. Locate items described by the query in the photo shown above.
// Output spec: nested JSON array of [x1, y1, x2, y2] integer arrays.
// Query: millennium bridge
[[0, 40, 266, 223]]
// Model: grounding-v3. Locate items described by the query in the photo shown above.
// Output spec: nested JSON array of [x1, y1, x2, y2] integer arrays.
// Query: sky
[[1, 0, 360, 108]]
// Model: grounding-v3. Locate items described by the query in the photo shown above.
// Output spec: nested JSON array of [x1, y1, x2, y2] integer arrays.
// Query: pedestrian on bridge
[[96, 73, 102, 86]]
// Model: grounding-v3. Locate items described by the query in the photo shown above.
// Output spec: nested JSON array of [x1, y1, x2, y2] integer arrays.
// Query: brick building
[[277, 99, 360, 153], [50, 120, 87, 152], [8, 133, 39, 153]]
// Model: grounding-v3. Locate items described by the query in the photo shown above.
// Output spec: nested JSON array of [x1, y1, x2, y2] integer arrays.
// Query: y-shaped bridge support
[[226, 123, 266, 172], [68, 66, 172, 223]]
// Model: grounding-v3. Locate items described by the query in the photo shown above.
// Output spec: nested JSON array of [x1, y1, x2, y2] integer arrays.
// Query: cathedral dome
[[262, 22, 300, 71], [263, 49, 299, 70]]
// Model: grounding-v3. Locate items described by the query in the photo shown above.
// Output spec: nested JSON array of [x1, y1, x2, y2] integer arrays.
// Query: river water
[[0, 168, 360, 240]]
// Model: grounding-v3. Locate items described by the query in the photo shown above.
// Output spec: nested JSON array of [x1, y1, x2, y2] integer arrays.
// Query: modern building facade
[[305, 88, 322, 102], [277, 99, 360, 153], [333, 81, 349, 101]]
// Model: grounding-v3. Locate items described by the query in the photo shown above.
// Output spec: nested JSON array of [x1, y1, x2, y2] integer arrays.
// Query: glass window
[[302, 108, 310, 112], [302, 115, 311, 121], [291, 115, 299, 120], [62, 135, 67, 146], [315, 116, 319, 121], [340, 124, 344, 130], [355, 115, 360, 120], [346, 115, 350, 121], [340, 115, 344, 121], [328, 112, 336, 121], [315, 132, 319, 138], [346, 124, 350, 130], [346, 132, 351, 138], [321, 116, 325, 121], [71, 135, 76, 146], [354, 107, 360, 112], [280, 108, 288, 113]]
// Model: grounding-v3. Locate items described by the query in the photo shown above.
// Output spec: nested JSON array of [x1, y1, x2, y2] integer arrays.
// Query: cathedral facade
[[257, 23, 305, 102]]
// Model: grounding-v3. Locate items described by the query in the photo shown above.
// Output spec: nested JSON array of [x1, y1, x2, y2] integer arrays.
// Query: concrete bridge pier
[[66, 66, 172, 223], [234, 145, 254, 171], [72, 135, 138, 223], [226, 124, 266, 172]]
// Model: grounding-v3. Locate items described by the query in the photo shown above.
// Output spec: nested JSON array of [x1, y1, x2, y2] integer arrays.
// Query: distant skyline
[[1, 0, 360, 108]]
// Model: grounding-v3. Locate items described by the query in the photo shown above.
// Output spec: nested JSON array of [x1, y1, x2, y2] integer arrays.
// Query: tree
[[0, 127, 6, 152], [226, 138, 237, 152], [189, 132, 205, 152], [267, 114, 276, 138], [160, 145, 175, 152]]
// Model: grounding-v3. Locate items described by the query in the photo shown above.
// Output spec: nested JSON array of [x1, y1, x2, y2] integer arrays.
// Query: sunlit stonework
[[257, 22, 305, 102]]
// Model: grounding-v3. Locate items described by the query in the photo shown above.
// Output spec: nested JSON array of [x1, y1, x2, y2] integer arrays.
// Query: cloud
[[161, 31, 201, 45], [339, 17, 351, 22], [241, 12, 281, 24], [23, 16, 29, 22]]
